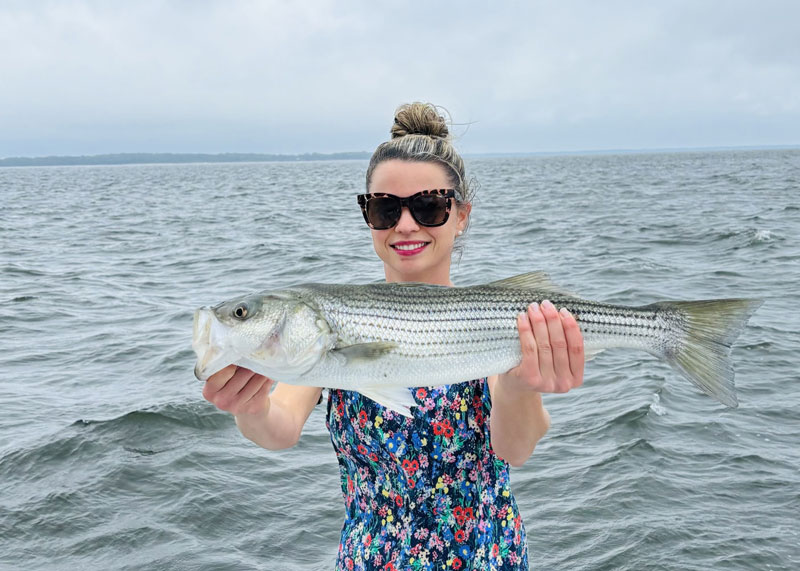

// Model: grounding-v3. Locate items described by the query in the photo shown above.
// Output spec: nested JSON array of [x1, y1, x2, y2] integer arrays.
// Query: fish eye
[[232, 303, 249, 320]]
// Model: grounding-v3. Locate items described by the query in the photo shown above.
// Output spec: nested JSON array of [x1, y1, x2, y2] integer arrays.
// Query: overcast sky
[[2, 0, 798, 157]]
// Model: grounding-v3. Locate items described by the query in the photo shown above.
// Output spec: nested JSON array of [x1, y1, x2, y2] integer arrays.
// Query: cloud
[[1, 0, 798, 156]]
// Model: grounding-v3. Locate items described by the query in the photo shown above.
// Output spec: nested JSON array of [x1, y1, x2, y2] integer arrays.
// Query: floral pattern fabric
[[326, 379, 528, 570]]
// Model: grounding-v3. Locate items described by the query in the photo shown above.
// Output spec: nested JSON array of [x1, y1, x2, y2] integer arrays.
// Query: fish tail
[[651, 299, 763, 408]]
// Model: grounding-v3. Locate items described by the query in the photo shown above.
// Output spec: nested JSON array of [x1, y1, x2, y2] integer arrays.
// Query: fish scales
[[300, 284, 674, 367]]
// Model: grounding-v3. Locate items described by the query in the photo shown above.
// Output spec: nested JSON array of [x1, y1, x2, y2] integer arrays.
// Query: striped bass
[[192, 272, 761, 415]]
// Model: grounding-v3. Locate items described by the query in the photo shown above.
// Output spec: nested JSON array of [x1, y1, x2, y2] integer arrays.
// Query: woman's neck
[[384, 265, 454, 287]]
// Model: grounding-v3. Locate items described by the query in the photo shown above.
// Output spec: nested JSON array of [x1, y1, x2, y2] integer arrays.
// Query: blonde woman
[[203, 103, 584, 570]]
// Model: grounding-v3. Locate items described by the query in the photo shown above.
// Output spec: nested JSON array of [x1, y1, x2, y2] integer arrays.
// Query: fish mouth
[[192, 307, 235, 381]]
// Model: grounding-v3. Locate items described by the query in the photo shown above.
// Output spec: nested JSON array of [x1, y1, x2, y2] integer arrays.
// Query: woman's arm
[[488, 300, 584, 467], [202, 365, 322, 450], [487, 375, 551, 467]]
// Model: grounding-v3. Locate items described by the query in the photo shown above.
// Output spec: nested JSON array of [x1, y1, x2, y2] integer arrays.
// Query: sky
[[1, 0, 799, 157]]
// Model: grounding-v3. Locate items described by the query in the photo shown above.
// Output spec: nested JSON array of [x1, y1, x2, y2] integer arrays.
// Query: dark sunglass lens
[[366, 197, 401, 229], [411, 195, 449, 226]]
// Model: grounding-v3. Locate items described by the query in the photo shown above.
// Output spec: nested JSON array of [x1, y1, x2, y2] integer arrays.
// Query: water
[[1, 150, 798, 570]]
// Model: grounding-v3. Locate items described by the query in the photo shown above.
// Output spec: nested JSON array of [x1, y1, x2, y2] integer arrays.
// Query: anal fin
[[358, 386, 417, 417]]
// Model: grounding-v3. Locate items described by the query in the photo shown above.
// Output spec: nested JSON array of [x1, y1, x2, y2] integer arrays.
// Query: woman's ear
[[456, 202, 472, 233]]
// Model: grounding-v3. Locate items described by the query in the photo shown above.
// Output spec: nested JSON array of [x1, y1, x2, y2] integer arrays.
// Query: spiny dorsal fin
[[487, 271, 576, 297]]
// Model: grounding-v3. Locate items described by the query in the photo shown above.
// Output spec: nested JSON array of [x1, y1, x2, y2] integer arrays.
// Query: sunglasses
[[357, 189, 456, 230]]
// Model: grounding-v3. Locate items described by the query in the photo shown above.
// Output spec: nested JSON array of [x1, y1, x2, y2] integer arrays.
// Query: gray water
[[1, 150, 798, 570]]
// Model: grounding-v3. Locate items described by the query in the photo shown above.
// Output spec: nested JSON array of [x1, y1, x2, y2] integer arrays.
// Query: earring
[[457, 230, 463, 236]]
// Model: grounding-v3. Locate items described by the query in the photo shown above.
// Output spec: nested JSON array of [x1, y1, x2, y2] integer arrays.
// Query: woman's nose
[[393, 207, 419, 233]]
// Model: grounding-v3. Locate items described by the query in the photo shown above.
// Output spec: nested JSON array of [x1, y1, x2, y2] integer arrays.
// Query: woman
[[203, 103, 584, 570]]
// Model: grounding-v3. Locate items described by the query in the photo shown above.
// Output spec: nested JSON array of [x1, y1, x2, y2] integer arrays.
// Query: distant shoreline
[[1, 145, 797, 167], [0, 151, 372, 168]]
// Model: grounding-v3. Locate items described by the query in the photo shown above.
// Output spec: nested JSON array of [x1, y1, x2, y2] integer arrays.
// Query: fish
[[192, 272, 762, 415]]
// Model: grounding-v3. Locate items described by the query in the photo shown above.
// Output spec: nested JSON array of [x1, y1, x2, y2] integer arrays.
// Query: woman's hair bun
[[390, 102, 450, 140]]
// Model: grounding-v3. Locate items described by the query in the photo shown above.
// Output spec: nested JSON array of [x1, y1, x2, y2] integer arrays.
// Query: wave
[[711, 227, 782, 250], [550, 400, 655, 440], [0, 401, 229, 488], [72, 400, 229, 432], [0, 295, 38, 304]]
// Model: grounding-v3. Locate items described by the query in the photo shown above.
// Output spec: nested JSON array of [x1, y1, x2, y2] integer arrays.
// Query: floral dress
[[326, 379, 528, 571]]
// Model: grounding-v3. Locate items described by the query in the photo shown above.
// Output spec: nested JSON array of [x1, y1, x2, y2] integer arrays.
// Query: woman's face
[[367, 159, 470, 286]]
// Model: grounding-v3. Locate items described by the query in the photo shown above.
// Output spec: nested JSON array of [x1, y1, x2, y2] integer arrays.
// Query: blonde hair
[[366, 103, 474, 208]]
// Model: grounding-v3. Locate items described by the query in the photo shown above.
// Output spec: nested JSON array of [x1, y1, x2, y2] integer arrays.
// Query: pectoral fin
[[358, 386, 417, 417], [332, 342, 396, 364]]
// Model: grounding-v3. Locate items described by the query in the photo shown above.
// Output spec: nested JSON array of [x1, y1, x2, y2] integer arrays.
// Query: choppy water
[[1, 150, 798, 570]]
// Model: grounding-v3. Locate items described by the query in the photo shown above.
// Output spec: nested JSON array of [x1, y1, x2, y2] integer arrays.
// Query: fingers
[[542, 301, 570, 389], [202, 365, 272, 414], [248, 378, 274, 405], [203, 364, 238, 396], [237, 375, 274, 407], [529, 302, 555, 383], [560, 308, 585, 385], [517, 309, 540, 373]]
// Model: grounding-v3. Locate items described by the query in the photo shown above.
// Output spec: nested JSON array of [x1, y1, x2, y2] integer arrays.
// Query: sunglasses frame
[[357, 189, 456, 230]]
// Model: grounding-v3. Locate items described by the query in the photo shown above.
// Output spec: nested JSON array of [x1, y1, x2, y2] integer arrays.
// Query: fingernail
[[559, 307, 571, 317], [529, 302, 539, 312], [542, 300, 554, 310], [518, 312, 526, 320]]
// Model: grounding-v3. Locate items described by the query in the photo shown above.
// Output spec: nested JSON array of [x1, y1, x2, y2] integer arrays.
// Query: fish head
[[192, 290, 332, 382]]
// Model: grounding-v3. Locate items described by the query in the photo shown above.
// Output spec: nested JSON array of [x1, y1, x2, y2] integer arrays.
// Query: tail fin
[[653, 299, 763, 408]]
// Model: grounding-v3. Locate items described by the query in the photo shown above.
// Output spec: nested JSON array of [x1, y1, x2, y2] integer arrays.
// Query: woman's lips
[[391, 241, 430, 256]]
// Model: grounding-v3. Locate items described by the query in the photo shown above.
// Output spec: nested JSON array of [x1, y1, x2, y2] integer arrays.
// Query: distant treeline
[[0, 152, 372, 167]]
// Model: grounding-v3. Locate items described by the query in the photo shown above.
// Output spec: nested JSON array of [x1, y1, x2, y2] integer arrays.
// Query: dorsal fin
[[487, 271, 576, 296]]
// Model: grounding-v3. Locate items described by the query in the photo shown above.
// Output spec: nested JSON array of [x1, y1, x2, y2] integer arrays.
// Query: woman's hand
[[503, 300, 584, 394], [202, 365, 274, 416]]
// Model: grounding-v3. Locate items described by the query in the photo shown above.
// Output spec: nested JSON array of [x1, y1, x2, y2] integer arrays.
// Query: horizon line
[[1, 144, 798, 167]]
